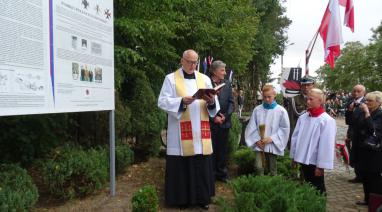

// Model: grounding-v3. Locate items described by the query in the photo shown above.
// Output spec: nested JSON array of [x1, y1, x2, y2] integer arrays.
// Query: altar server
[[290, 88, 336, 194], [245, 85, 290, 175]]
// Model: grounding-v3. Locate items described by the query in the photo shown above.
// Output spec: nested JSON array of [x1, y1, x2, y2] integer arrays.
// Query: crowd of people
[[324, 91, 349, 118], [157, 49, 382, 210]]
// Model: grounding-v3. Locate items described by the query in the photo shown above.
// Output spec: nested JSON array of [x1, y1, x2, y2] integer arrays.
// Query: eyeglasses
[[365, 99, 375, 102], [182, 58, 198, 66]]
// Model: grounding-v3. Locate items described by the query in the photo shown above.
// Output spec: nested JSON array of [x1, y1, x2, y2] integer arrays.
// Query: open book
[[192, 83, 226, 99]]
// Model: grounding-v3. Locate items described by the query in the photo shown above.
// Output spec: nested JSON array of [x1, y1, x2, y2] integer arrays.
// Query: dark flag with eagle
[[280, 67, 302, 98]]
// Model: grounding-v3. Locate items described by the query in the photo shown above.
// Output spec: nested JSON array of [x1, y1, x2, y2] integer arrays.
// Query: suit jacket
[[351, 108, 382, 172], [345, 96, 365, 126], [209, 79, 234, 129], [345, 97, 365, 145]]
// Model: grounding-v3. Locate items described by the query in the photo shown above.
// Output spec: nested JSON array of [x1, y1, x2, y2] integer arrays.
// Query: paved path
[[326, 118, 367, 212]]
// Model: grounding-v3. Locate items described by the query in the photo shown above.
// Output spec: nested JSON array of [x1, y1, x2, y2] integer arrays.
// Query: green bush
[[115, 94, 132, 142], [116, 142, 134, 174], [0, 114, 69, 166], [276, 150, 299, 180], [0, 164, 39, 211], [233, 147, 256, 175], [233, 147, 299, 178], [39, 145, 108, 200], [119, 68, 166, 161], [132, 185, 159, 212], [66, 112, 110, 148], [218, 175, 326, 212], [227, 113, 242, 162]]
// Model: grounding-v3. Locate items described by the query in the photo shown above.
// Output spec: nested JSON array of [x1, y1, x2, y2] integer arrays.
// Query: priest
[[290, 88, 337, 194], [245, 85, 290, 175], [158, 49, 220, 210]]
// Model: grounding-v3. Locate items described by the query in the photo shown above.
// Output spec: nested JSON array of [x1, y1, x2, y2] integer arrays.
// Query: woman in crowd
[[351, 91, 382, 206]]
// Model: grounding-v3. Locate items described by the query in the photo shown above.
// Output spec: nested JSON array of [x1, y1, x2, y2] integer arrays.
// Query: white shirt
[[245, 104, 290, 156], [355, 96, 364, 104], [290, 112, 336, 169], [158, 71, 219, 156]]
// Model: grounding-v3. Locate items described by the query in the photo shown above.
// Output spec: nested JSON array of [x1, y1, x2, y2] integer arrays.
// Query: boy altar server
[[290, 88, 336, 194], [245, 85, 290, 175], [158, 49, 220, 210]]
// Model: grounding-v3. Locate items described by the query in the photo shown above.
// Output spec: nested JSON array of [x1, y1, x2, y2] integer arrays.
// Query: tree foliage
[[251, 0, 290, 79], [0, 114, 70, 166], [240, 0, 291, 108]]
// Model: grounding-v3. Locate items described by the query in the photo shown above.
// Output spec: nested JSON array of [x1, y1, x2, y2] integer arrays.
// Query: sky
[[270, 0, 382, 80]]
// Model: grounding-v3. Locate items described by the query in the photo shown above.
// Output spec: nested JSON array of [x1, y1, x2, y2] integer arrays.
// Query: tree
[[240, 0, 291, 107], [168, 0, 259, 73], [367, 21, 382, 91]]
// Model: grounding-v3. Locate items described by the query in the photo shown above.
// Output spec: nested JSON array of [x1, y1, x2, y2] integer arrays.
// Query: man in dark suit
[[345, 84, 366, 183], [209, 60, 234, 182]]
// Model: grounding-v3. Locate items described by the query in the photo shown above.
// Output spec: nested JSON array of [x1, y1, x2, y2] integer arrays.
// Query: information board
[[0, 0, 114, 116]]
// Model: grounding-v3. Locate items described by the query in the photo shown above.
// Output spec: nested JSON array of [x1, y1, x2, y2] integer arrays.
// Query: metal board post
[[109, 110, 116, 196]]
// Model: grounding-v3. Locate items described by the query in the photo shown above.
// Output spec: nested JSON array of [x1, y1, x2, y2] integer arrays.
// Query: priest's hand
[[314, 167, 324, 177], [256, 140, 265, 150], [183, 96, 195, 105], [262, 137, 272, 144], [202, 93, 215, 105]]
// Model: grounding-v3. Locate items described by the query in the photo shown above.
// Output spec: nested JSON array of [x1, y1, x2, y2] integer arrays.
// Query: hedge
[[218, 175, 326, 212], [132, 185, 159, 212], [38, 145, 108, 200], [0, 164, 39, 211]]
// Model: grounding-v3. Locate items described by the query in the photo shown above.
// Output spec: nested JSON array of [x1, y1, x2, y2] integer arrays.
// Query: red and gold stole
[[174, 69, 213, 156]]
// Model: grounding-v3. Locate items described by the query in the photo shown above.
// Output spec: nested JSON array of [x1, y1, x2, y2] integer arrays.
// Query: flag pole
[[305, 30, 319, 76]]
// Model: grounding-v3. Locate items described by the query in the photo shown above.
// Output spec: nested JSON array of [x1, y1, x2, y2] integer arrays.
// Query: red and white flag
[[319, 0, 343, 69], [339, 0, 354, 32], [336, 143, 349, 165]]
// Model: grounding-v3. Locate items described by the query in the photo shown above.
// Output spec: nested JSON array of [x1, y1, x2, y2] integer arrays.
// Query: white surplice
[[158, 71, 220, 156], [290, 112, 336, 169], [245, 104, 290, 156]]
